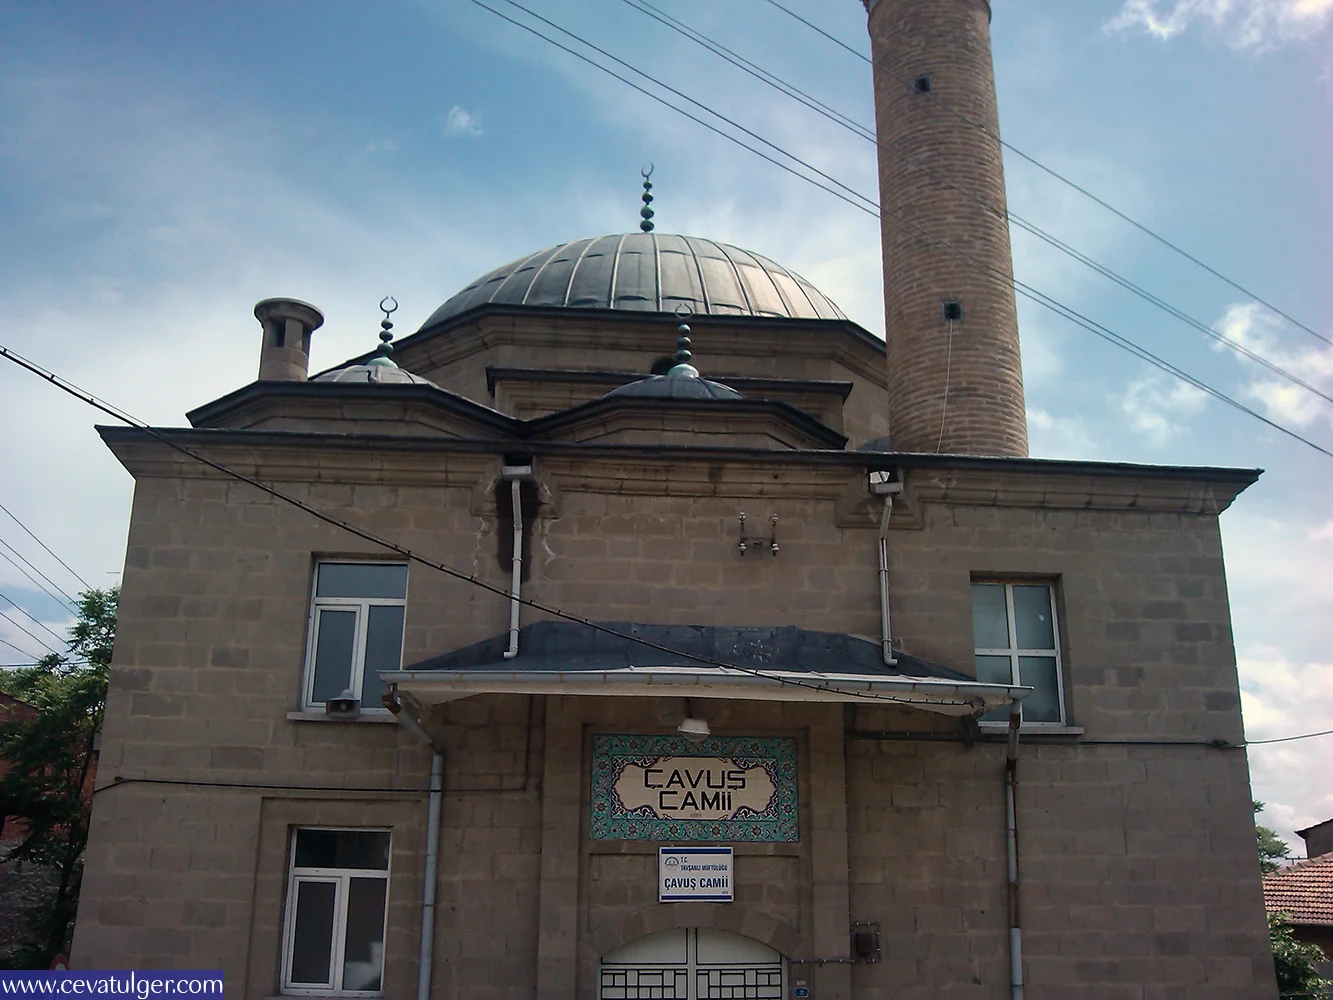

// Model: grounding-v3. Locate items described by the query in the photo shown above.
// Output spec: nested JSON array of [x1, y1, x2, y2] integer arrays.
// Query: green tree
[[1269, 912, 1330, 999], [1256, 801, 1292, 874], [0, 588, 116, 969]]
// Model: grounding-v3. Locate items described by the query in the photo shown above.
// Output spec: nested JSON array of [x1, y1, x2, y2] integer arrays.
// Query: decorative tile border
[[590, 734, 798, 842]]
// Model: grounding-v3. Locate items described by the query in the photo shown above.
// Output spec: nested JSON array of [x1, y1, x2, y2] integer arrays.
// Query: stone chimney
[[864, 0, 1028, 456], [1298, 818, 1333, 859], [253, 298, 325, 381]]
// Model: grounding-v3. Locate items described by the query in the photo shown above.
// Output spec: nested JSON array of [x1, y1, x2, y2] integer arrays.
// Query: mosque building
[[71, 0, 1278, 997]]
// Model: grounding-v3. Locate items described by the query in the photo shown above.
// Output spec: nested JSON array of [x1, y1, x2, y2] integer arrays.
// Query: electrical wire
[[0, 343, 1013, 709], [0, 591, 66, 646], [0, 545, 79, 612], [616, 0, 1331, 408], [756, 0, 1332, 351], [0, 609, 61, 656], [468, 0, 1333, 460], [1246, 728, 1333, 746], [0, 634, 42, 659], [0, 502, 92, 591], [490, 0, 877, 213], [3, 351, 1327, 747]]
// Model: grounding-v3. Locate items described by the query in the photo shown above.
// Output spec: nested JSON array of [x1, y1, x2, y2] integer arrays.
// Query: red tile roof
[[1264, 854, 1333, 926]]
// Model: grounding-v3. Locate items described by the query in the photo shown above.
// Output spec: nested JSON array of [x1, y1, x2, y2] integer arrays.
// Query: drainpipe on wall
[[1005, 704, 1024, 1000], [417, 752, 443, 1000], [875, 488, 901, 667], [383, 693, 445, 1000], [501, 466, 532, 660]]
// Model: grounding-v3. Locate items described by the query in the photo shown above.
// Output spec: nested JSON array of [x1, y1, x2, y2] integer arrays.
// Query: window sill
[[978, 723, 1085, 737], [285, 710, 398, 725]]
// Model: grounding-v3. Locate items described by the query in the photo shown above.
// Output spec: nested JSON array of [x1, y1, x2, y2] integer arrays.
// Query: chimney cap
[[254, 298, 325, 331]]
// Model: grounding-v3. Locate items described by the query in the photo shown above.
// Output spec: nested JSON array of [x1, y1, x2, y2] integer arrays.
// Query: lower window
[[282, 829, 390, 996]]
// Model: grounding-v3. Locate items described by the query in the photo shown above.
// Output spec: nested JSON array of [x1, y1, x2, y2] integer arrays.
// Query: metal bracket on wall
[[737, 512, 779, 556]]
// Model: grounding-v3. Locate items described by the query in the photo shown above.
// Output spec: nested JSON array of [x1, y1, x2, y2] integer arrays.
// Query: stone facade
[[71, 392, 1276, 995]]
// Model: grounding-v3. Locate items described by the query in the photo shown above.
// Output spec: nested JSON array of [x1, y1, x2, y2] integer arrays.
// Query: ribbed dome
[[313, 358, 439, 386], [606, 372, 743, 401], [420, 233, 847, 329]]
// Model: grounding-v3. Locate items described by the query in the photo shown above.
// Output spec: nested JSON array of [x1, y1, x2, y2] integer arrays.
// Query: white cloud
[[1239, 646, 1333, 850], [1119, 374, 1208, 446], [1310, 520, 1333, 542], [1213, 302, 1333, 429], [1027, 407, 1099, 459], [1106, 0, 1333, 49], [443, 105, 483, 137]]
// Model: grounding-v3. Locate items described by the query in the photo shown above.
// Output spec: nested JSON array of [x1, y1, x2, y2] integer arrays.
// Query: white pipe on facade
[[1005, 705, 1024, 1000], [417, 751, 443, 1000], [877, 494, 898, 667], [502, 473, 525, 660]]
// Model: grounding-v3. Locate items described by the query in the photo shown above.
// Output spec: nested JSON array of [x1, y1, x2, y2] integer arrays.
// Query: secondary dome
[[420, 233, 847, 329]]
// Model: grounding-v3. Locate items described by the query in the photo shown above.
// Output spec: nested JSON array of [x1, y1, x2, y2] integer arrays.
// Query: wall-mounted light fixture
[[738, 512, 779, 557]]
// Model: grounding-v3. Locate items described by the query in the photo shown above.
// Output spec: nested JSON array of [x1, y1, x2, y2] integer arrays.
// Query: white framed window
[[971, 581, 1066, 727], [282, 828, 391, 996], [304, 562, 408, 712]]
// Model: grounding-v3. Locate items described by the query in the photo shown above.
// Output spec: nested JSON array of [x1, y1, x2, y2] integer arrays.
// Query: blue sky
[[1, 0, 1330, 849]]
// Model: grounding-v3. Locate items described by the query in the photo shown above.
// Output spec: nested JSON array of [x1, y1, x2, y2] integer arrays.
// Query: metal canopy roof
[[381, 621, 1030, 717]]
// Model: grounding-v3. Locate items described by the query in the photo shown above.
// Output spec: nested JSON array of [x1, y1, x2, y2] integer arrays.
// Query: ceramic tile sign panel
[[590, 735, 797, 842], [659, 847, 734, 902]]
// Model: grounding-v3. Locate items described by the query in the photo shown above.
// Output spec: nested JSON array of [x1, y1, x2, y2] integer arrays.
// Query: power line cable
[[0, 608, 61, 657], [755, 0, 1333, 350], [0, 633, 44, 660], [615, 0, 1331, 407], [0, 545, 79, 613], [0, 502, 93, 591], [491, 0, 878, 213], [5, 347, 1328, 745], [467, 0, 1333, 459], [1246, 728, 1333, 746], [0, 344, 1013, 709], [0, 591, 66, 646]]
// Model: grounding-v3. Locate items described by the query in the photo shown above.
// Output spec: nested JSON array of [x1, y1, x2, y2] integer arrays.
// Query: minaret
[[864, 0, 1028, 457]]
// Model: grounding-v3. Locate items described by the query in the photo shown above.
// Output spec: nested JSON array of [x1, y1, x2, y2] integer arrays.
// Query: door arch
[[599, 928, 784, 999]]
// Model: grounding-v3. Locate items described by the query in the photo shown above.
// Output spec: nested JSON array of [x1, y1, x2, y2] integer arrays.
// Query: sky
[[0, 0, 1330, 851]]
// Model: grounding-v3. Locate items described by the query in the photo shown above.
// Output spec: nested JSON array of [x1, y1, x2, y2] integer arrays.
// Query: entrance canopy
[[381, 621, 1030, 717]]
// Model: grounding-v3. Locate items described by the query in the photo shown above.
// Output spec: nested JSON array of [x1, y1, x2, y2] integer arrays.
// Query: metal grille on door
[[600, 928, 784, 1000]]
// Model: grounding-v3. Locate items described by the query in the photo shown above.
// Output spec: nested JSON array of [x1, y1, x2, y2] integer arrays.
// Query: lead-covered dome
[[421, 233, 847, 329]]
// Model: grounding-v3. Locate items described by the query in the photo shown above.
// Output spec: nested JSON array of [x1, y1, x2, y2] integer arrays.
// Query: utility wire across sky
[[1, 342, 1329, 748], [615, 0, 1331, 408], [466, 0, 1333, 461], [756, 0, 1333, 351]]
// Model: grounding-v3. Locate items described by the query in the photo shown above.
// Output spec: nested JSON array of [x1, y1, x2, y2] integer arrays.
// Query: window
[[304, 562, 407, 712], [971, 581, 1065, 726], [282, 829, 390, 996]]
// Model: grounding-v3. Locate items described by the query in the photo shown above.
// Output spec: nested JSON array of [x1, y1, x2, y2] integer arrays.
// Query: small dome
[[605, 372, 743, 401], [313, 358, 439, 387], [421, 233, 847, 329]]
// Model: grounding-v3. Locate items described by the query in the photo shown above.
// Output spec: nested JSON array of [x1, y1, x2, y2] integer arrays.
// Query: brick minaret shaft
[[865, 0, 1029, 456]]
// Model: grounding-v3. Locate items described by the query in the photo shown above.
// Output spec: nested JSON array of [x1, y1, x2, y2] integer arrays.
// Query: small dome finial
[[667, 308, 698, 378], [368, 296, 401, 371], [639, 164, 655, 233]]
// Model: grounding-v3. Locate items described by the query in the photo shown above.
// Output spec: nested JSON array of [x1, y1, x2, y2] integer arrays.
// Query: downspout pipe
[[383, 692, 445, 1000], [501, 465, 532, 660], [1005, 704, 1024, 1000], [418, 751, 443, 1000], [876, 488, 901, 667]]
